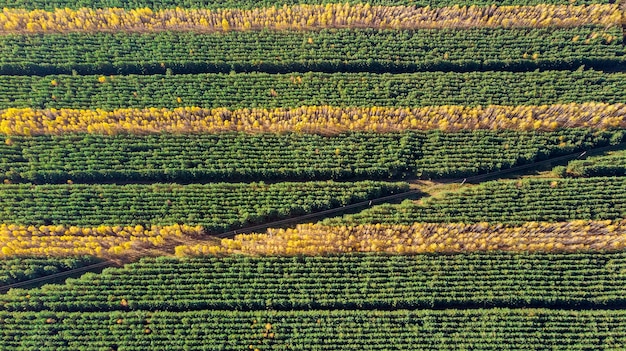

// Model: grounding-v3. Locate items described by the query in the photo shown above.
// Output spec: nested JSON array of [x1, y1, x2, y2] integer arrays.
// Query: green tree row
[[0, 256, 99, 286], [413, 129, 622, 178], [3, 308, 625, 351], [2, 70, 626, 109], [0, 181, 408, 229], [324, 176, 626, 225], [1, 132, 417, 182], [554, 146, 626, 177], [0, 27, 622, 75], [2, 308, 625, 350], [1, 129, 618, 183], [2, 252, 626, 312]]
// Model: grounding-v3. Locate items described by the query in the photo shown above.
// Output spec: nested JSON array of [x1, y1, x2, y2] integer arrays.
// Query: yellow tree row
[[2, 220, 625, 258], [0, 4, 619, 34], [0, 224, 204, 258], [1, 102, 625, 136], [175, 220, 626, 256]]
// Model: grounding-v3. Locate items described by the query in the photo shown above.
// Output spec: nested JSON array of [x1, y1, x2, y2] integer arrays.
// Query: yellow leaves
[[97, 76, 107, 83], [602, 33, 615, 44], [220, 18, 230, 31], [438, 119, 450, 131], [0, 4, 619, 34], [176, 220, 626, 256], [25, 22, 40, 32], [289, 75, 303, 84], [0, 103, 624, 136], [50, 79, 58, 87], [0, 224, 205, 258]]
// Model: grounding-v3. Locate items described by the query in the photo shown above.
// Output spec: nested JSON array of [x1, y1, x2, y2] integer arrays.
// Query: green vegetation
[[2, 253, 625, 312], [0, 181, 407, 230], [1, 308, 625, 351], [0, 129, 618, 183], [0, 27, 622, 75], [1, 132, 417, 182], [325, 177, 626, 225], [556, 146, 626, 177], [413, 129, 620, 178], [0, 0, 624, 348], [2, 70, 626, 110], [0, 256, 100, 286]]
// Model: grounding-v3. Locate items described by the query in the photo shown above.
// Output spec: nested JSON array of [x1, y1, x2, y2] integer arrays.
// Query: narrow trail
[[0, 260, 114, 292]]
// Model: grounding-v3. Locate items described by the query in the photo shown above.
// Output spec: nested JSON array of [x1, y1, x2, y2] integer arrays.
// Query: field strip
[[188, 220, 626, 256], [0, 145, 621, 293], [0, 0, 615, 11], [0, 4, 620, 34], [1, 103, 624, 135], [3, 253, 626, 312], [3, 70, 626, 109], [1, 27, 622, 76], [1, 308, 625, 351]]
